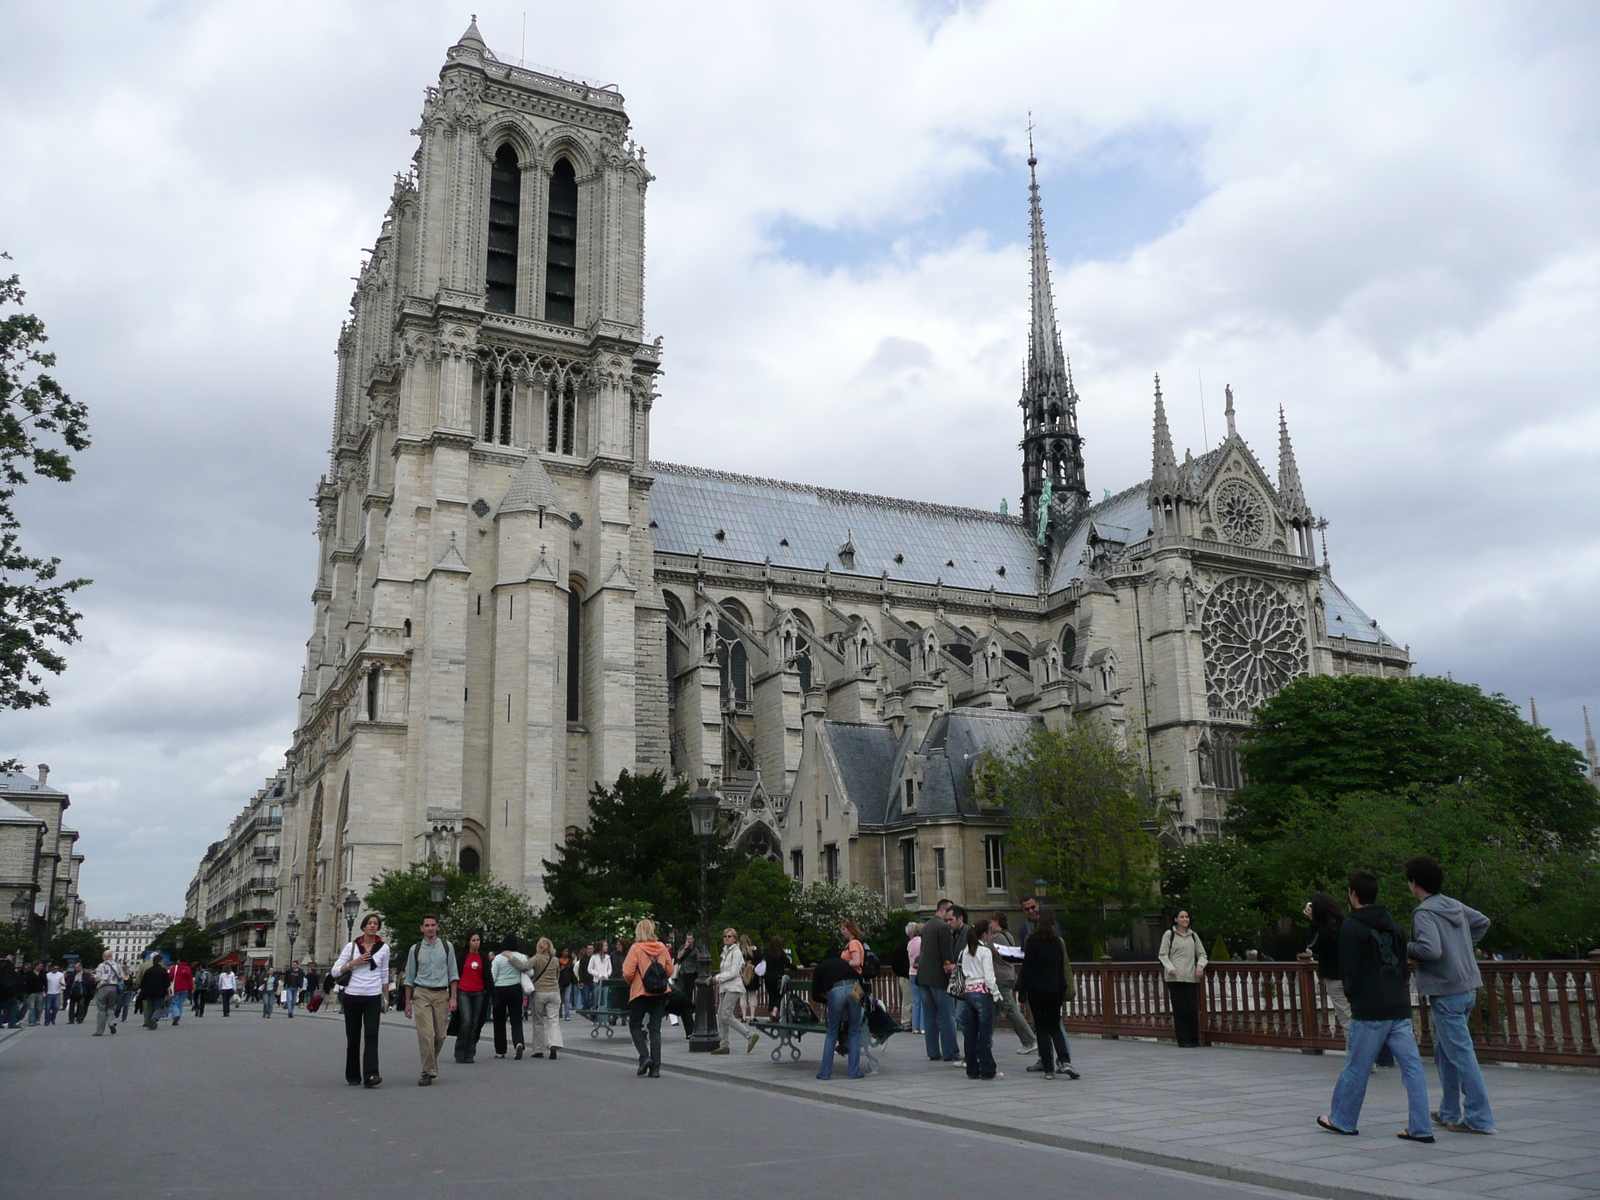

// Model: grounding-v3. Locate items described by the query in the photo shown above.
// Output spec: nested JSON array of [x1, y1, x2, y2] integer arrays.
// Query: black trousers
[[492, 985, 525, 1055], [629, 995, 668, 1068], [220, 989, 233, 1016], [1168, 981, 1201, 1047], [1029, 989, 1070, 1070], [342, 993, 382, 1082], [454, 989, 487, 1061]]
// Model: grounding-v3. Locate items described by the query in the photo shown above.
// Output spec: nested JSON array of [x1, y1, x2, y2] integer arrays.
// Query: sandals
[[1317, 1116, 1358, 1136], [1397, 1131, 1436, 1143]]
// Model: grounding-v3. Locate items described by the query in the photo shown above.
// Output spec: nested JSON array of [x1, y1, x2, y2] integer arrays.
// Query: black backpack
[[642, 955, 670, 996], [861, 941, 880, 982]]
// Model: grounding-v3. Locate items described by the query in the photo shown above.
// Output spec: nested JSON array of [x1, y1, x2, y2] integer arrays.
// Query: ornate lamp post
[[285, 912, 300, 964], [342, 890, 361, 943], [686, 780, 720, 1053], [174, 930, 185, 960], [428, 873, 448, 907]]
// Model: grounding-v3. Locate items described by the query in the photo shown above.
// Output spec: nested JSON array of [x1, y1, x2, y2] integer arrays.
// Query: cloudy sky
[[2, 1, 1596, 917]]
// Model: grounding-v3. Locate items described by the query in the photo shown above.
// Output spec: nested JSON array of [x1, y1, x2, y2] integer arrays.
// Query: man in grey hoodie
[[1405, 855, 1494, 1135]]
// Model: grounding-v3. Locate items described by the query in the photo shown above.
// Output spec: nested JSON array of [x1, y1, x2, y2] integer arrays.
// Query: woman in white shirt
[[956, 917, 1002, 1081], [216, 969, 238, 1018], [331, 913, 390, 1087]]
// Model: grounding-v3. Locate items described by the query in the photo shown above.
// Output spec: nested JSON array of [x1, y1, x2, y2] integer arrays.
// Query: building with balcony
[[2, 766, 87, 949], [184, 770, 287, 971]]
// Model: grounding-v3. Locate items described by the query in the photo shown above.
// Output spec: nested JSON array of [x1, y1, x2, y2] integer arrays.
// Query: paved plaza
[[1, 1012, 1593, 1200]]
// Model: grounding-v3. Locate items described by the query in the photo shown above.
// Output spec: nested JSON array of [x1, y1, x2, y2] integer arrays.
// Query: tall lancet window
[[483, 375, 514, 446], [545, 379, 577, 455], [486, 145, 521, 314], [545, 158, 578, 325]]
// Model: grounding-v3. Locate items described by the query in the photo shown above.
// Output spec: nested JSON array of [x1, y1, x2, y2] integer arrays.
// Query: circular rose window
[[1202, 576, 1308, 712], [1214, 479, 1267, 547]]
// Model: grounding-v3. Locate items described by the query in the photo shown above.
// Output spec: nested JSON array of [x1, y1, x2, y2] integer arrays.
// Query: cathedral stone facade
[[278, 26, 1408, 964]]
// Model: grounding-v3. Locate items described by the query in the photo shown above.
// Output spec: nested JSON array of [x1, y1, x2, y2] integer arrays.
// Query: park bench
[[748, 976, 904, 1064]]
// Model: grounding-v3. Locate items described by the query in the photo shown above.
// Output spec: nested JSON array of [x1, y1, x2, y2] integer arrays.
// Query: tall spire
[[1019, 128, 1088, 544], [1277, 405, 1310, 521], [1151, 375, 1180, 495]]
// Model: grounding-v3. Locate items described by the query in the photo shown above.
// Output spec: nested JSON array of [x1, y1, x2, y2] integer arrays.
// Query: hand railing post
[[1296, 952, 1322, 1054], [1100, 956, 1118, 1039]]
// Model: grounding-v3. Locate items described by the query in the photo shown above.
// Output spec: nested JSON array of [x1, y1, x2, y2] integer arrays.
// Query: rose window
[[1213, 479, 1267, 546], [1202, 576, 1308, 712]]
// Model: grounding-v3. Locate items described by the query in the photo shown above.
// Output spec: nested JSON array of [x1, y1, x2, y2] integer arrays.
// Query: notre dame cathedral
[[281, 23, 1409, 961]]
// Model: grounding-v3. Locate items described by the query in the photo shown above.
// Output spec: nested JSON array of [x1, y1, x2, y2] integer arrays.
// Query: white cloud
[[1, 0, 1595, 913]]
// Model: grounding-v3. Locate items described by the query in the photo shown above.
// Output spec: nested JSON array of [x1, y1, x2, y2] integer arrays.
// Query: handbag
[[946, 955, 966, 997], [1061, 954, 1076, 1004]]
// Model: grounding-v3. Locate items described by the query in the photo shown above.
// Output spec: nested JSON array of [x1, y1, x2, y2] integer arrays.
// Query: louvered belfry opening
[[486, 144, 520, 313], [545, 157, 578, 325]]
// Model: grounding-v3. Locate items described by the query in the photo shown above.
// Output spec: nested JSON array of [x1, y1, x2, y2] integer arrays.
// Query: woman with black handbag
[[1017, 909, 1079, 1080], [331, 913, 390, 1087]]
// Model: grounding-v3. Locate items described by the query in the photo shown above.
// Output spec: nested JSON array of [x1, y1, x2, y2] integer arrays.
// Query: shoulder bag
[[946, 953, 966, 997]]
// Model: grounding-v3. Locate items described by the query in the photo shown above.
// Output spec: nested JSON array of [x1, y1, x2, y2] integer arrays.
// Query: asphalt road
[[0, 1012, 1296, 1199]]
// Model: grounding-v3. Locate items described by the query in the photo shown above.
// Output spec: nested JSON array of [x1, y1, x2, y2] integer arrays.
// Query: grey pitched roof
[[0, 770, 62, 797], [498, 453, 569, 520], [0, 796, 45, 825], [649, 462, 1038, 594], [1320, 569, 1398, 646], [881, 708, 1042, 824], [822, 721, 901, 825], [1048, 483, 1155, 590]]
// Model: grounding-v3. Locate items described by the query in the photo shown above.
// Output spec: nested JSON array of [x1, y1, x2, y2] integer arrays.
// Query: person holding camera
[[332, 912, 390, 1088]]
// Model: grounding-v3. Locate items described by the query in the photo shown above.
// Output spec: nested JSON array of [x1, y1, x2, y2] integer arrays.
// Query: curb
[[559, 1040, 1476, 1200]]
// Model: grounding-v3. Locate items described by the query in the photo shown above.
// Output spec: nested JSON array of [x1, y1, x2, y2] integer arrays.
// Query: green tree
[[982, 723, 1159, 948], [362, 859, 471, 964], [541, 771, 737, 934], [0, 919, 32, 958], [146, 918, 212, 963], [1161, 840, 1264, 951], [439, 876, 537, 948], [47, 927, 104, 964], [1235, 675, 1598, 848], [716, 857, 798, 946], [0, 257, 91, 714], [791, 880, 887, 966]]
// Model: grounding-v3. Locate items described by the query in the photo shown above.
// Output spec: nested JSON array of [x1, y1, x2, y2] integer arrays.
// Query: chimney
[[36, 764, 49, 786]]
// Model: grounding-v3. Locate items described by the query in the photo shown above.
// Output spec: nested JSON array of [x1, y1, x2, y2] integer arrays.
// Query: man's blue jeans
[[817, 981, 863, 1080], [1428, 990, 1494, 1130], [169, 992, 186, 1022], [44, 994, 59, 1025], [919, 984, 958, 1060], [284, 987, 298, 1016], [909, 980, 924, 1031], [26, 993, 43, 1024], [1329, 1018, 1432, 1136]]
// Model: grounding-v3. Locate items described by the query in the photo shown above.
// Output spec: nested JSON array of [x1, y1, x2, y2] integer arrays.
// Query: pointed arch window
[[483, 374, 515, 446], [486, 144, 520, 314], [545, 157, 578, 325], [545, 377, 577, 455]]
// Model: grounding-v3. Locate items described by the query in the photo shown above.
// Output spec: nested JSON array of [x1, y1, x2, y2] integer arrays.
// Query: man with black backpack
[[402, 915, 459, 1087]]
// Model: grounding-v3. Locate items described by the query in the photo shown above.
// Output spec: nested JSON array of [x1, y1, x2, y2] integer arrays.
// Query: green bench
[[573, 978, 629, 1038], [748, 976, 905, 1064]]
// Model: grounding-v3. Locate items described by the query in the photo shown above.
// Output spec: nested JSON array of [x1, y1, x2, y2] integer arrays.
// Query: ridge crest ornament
[[1202, 576, 1308, 712], [1214, 479, 1267, 547]]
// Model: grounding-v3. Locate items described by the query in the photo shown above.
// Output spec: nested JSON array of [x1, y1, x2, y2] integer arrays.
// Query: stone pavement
[[558, 1010, 1599, 1200]]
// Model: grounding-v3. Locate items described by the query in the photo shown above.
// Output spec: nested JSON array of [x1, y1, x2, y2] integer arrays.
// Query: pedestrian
[[576, 941, 595, 1012], [1158, 910, 1207, 1048], [0, 953, 20, 1029], [24, 961, 45, 1025], [956, 917, 1003, 1080], [332, 912, 389, 1088], [621, 918, 674, 1078], [587, 939, 612, 1023], [168, 957, 193, 1025], [1304, 893, 1350, 1035], [304, 963, 320, 998], [453, 933, 489, 1064], [986, 911, 1036, 1059], [915, 899, 959, 1062], [1017, 907, 1079, 1080], [811, 944, 864, 1081], [524, 937, 564, 1060], [139, 957, 170, 1031], [738, 933, 760, 1022], [116, 968, 134, 1023], [402, 915, 459, 1087], [1405, 854, 1495, 1135], [191, 967, 210, 1017], [711, 927, 759, 1054], [217, 967, 238, 1017], [1318, 871, 1433, 1141], [609, 937, 627, 981], [91, 950, 122, 1036], [282, 961, 304, 1017], [903, 922, 923, 1032], [44, 962, 64, 1025], [64, 965, 88, 1023], [761, 934, 788, 1018], [557, 946, 576, 1020], [490, 934, 534, 1060], [890, 921, 915, 1030]]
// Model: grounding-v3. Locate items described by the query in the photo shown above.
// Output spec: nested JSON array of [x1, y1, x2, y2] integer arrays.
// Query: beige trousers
[[412, 987, 450, 1076], [718, 988, 753, 1046], [529, 990, 564, 1054]]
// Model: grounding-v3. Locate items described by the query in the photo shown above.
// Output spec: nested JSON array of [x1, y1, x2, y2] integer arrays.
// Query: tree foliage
[[790, 880, 887, 965], [717, 857, 799, 947], [146, 918, 212, 964], [541, 770, 737, 934], [0, 919, 33, 958], [439, 876, 537, 949], [982, 722, 1159, 948], [361, 859, 473, 963], [1235, 675, 1598, 849], [47, 927, 104, 964], [0, 257, 91, 712]]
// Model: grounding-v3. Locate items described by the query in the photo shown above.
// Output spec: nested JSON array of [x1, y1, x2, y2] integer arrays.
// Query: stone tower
[[286, 21, 665, 959]]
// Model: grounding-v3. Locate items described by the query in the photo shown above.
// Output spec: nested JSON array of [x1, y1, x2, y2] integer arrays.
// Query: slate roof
[[881, 708, 1042, 825], [498, 452, 570, 520], [821, 721, 900, 825], [1320, 569, 1398, 647], [0, 770, 62, 797], [649, 462, 1038, 595], [1047, 483, 1156, 591], [0, 796, 45, 825]]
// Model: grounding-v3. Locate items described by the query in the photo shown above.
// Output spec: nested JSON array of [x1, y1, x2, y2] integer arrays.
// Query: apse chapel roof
[[820, 721, 900, 825]]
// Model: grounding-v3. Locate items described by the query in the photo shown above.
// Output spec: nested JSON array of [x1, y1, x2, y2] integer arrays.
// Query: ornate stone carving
[[1213, 479, 1267, 547], [1202, 576, 1308, 712]]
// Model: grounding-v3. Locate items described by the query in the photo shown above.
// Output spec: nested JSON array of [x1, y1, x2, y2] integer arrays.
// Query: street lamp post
[[342, 890, 361, 944], [174, 930, 185, 958], [428, 873, 447, 907], [686, 780, 721, 1053], [285, 912, 300, 964]]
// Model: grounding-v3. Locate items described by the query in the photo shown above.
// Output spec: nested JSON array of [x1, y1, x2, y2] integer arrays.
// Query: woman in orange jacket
[[621, 920, 674, 1078]]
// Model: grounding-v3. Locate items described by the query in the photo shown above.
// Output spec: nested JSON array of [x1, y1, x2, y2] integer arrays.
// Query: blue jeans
[[1428, 990, 1494, 1130], [169, 992, 186, 1021], [919, 984, 959, 1060], [44, 994, 60, 1024], [27, 993, 43, 1024], [284, 987, 298, 1015], [957, 991, 998, 1078], [908, 980, 924, 1031], [262, 989, 274, 1016], [1329, 1018, 1432, 1136], [817, 981, 864, 1080]]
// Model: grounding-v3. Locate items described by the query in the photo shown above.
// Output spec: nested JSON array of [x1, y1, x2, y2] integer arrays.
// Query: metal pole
[[689, 835, 718, 1052]]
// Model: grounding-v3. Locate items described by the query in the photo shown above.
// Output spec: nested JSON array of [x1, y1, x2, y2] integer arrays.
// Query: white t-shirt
[[217, 972, 238, 991], [46, 970, 64, 996]]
